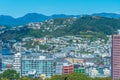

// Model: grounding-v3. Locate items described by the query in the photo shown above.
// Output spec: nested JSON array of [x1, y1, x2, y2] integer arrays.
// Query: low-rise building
[[62, 63, 74, 74], [74, 64, 85, 73]]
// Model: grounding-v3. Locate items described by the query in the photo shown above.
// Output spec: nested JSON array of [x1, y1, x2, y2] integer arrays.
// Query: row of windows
[[22, 60, 53, 62]]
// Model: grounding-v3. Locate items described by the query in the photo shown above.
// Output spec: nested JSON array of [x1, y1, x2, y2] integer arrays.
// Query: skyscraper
[[0, 40, 2, 71], [112, 35, 120, 80]]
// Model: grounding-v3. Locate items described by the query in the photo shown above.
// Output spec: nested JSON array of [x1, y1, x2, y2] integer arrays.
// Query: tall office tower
[[112, 35, 120, 80], [0, 40, 2, 71]]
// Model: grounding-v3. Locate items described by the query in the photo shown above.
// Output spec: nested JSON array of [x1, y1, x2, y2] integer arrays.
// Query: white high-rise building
[[13, 53, 21, 73]]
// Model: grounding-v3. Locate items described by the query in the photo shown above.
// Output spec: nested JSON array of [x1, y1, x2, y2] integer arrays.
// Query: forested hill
[[0, 16, 120, 40], [65, 16, 120, 35]]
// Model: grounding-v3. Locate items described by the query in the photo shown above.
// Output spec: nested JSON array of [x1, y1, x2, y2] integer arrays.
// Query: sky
[[0, 0, 120, 18]]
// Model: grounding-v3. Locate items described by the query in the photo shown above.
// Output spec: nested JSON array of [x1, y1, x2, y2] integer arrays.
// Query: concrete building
[[2, 55, 14, 71], [62, 63, 74, 74], [112, 35, 120, 80], [74, 64, 85, 73], [13, 53, 21, 73], [21, 53, 55, 78], [55, 58, 63, 75]]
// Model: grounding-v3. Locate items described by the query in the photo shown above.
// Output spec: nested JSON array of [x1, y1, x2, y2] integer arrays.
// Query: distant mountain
[[0, 13, 49, 26], [1, 16, 120, 41], [0, 15, 16, 26], [0, 13, 120, 27], [17, 13, 49, 25], [92, 13, 120, 18], [0, 13, 81, 27]]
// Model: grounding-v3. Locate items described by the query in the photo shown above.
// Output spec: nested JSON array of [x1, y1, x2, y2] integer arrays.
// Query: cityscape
[[0, 0, 120, 80]]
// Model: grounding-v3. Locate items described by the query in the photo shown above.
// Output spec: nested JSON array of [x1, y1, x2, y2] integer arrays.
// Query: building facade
[[13, 53, 21, 73], [112, 35, 120, 80], [21, 53, 55, 78], [62, 63, 74, 74], [55, 62, 63, 75], [74, 64, 85, 73]]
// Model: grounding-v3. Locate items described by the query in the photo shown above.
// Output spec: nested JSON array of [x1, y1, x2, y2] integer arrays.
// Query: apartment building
[[21, 53, 55, 78]]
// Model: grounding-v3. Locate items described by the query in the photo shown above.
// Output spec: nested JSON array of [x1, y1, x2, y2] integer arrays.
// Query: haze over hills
[[0, 13, 120, 27]]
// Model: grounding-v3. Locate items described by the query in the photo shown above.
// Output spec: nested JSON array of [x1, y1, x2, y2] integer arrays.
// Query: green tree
[[68, 72, 89, 80], [2, 69, 20, 80], [50, 75, 67, 80], [49, 73, 112, 80], [50, 73, 89, 80], [1, 78, 9, 80], [93, 77, 112, 80], [0, 73, 3, 80]]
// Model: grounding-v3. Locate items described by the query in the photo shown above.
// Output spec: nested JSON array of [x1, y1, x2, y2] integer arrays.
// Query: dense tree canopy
[[0, 69, 20, 80], [49, 73, 112, 80], [0, 71, 112, 80]]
